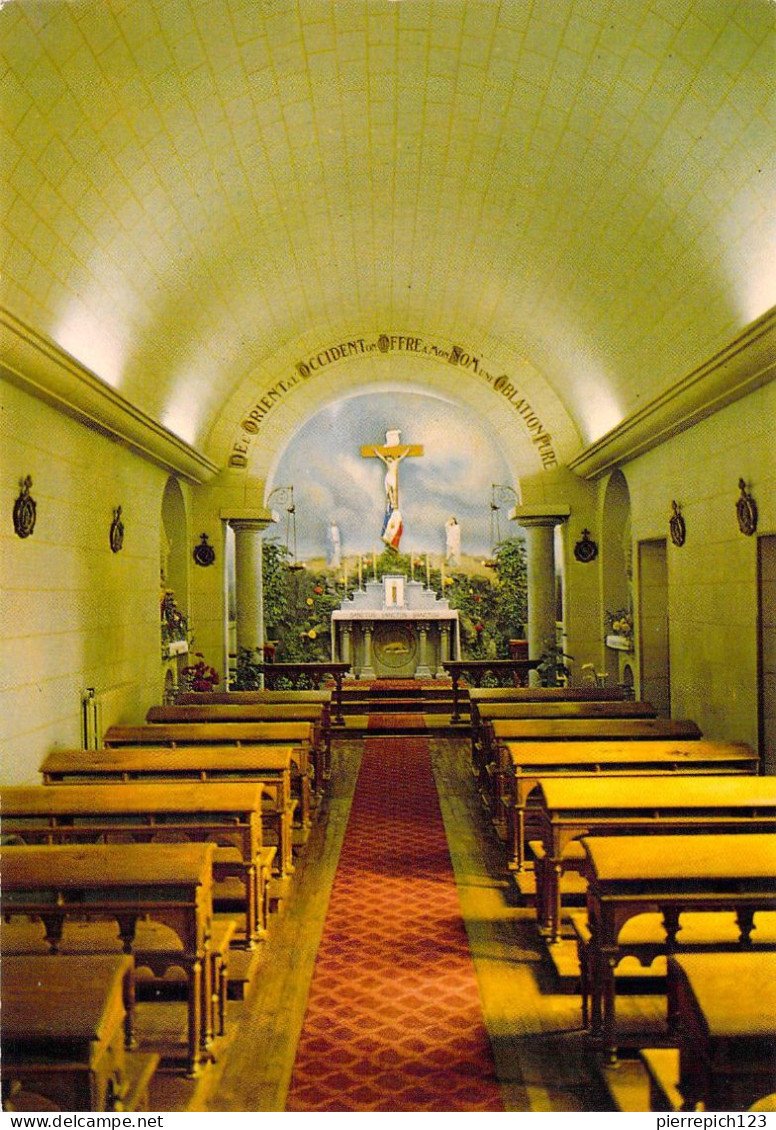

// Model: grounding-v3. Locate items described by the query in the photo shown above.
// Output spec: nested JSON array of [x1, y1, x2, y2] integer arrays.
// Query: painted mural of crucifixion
[[360, 429, 424, 550]]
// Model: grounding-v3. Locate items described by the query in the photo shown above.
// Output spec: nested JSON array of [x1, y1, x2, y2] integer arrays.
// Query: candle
[[358, 556, 362, 588], [373, 548, 378, 581], [426, 553, 431, 587], [410, 552, 415, 581], [344, 559, 348, 587]]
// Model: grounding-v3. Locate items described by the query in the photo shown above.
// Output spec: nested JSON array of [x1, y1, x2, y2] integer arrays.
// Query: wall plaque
[[13, 475, 36, 539], [110, 506, 124, 553], [193, 532, 216, 567], [669, 500, 686, 547], [573, 528, 598, 563], [736, 479, 757, 536]]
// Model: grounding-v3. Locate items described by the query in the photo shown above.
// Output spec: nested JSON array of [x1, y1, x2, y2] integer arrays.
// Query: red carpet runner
[[285, 730, 503, 1111]]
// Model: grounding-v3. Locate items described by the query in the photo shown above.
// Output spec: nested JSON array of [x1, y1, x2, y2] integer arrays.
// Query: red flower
[[314, 586, 323, 594], [474, 623, 484, 632]]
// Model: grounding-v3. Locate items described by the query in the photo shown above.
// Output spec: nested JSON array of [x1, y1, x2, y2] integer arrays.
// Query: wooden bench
[[1, 781, 268, 945], [501, 739, 759, 871], [534, 774, 776, 943], [667, 952, 776, 1111], [580, 833, 776, 1063], [442, 659, 541, 722], [39, 746, 296, 878], [472, 699, 658, 800], [570, 910, 776, 1032], [483, 717, 702, 829], [469, 688, 631, 774], [1, 842, 215, 1077], [241, 661, 349, 725], [2, 914, 241, 1064], [2, 955, 136, 1112], [104, 721, 314, 829], [146, 703, 328, 792], [176, 689, 333, 778]]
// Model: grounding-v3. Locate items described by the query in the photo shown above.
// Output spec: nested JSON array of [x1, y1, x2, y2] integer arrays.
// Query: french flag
[[381, 503, 403, 550]]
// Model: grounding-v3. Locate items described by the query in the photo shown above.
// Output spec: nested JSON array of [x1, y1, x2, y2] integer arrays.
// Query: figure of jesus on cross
[[361, 428, 423, 550]]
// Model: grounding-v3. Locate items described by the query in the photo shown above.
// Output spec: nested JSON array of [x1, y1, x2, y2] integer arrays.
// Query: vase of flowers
[[605, 608, 634, 651], [181, 653, 220, 691]]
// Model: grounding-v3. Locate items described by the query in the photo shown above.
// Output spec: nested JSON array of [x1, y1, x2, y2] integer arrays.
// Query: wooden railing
[[234, 662, 350, 725], [442, 659, 540, 723]]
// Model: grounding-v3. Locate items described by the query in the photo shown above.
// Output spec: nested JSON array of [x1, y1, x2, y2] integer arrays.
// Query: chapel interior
[[1, 0, 775, 1116]]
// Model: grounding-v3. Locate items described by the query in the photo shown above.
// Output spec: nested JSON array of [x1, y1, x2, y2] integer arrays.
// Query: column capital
[[509, 504, 570, 529], [221, 507, 273, 532]]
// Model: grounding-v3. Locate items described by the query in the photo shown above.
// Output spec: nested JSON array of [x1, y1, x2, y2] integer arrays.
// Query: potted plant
[[181, 653, 220, 692]]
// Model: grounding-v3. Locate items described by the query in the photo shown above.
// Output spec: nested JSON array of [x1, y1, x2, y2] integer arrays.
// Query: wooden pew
[[146, 702, 328, 790], [667, 952, 776, 1111], [533, 775, 776, 943], [104, 721, 314, 829], [240, 661, 349, 725], [482, 716, 701, 828], [442, 659, 541, 722], [472, 699, 658, 795], [2, 955, 139, 1112], [40, 745, 296, 877], [580, 833, 776, 1063], [176, 689, 333, 778], [501, 739, 759, 871], [1, 842, 215, 1077], [1, 782, 270, 944], [469, 687, 628, 769], [469, 687, 628, 703]]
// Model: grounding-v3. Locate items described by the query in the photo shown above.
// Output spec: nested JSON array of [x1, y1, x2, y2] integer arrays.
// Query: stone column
[[510, 505, 569, 684], [361, 622, 375, 680], [415, 622, 431, 678], [340, 624, 352, 670], [221, 508, 272, 683]]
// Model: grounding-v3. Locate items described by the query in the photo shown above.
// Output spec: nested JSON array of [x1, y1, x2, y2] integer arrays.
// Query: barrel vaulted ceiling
[[2, 0, 774, 479]]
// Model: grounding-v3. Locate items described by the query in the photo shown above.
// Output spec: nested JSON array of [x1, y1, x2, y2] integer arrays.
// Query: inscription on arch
[[229, 333, 557, 470]]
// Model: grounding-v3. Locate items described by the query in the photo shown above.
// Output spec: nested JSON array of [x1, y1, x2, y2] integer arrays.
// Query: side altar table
[[331, 574, 460, 679]]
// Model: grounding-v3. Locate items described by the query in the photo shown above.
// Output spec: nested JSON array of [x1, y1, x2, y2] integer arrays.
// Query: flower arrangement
[[605, 608, 633, 638], [181, 653, 220, 691]]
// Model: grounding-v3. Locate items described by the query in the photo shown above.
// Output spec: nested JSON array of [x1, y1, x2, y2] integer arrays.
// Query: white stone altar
[[331, 574, 461, 679]]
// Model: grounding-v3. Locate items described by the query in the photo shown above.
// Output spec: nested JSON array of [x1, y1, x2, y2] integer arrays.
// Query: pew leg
[[602, 953, 619, 1065], [40, 913, 65, 954]]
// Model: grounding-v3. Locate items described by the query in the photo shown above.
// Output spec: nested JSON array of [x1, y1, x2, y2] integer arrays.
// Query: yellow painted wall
[[1, 379, 173, 783]]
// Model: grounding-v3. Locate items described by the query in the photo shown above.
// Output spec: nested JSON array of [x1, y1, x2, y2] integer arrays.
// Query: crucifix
[[360, 428, 424, 512]]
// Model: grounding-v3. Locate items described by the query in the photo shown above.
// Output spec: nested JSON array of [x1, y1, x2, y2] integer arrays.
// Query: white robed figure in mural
[[445, 515, 461, 564], [328, 521, 342, 569]]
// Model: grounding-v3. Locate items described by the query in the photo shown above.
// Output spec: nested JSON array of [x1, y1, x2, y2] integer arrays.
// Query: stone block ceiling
[[2, 0, 774, 476]]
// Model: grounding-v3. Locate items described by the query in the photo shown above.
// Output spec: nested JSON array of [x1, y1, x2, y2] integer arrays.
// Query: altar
[[331, 574, 461, 679]]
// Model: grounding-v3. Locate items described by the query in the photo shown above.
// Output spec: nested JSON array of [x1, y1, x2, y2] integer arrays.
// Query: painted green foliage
[[259, 537, 528, 664]]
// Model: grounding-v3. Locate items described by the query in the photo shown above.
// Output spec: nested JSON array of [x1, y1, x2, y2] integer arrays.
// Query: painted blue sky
[[268, 390, 517, 561]]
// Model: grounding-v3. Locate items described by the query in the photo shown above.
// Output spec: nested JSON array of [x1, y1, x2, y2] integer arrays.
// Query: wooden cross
[[360, 430, 423, 510]]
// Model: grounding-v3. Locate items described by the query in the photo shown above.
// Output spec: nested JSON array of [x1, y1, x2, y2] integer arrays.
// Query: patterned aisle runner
[[285, 734, 503, 1112]]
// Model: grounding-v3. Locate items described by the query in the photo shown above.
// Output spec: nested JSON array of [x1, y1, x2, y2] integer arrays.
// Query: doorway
[[758, 535, 776, 775], [638, 539, 670, 717]]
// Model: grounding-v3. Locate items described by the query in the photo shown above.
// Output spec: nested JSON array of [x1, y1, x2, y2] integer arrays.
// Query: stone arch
[[161, 476, 189, 613], [601, 470, 632, 619]]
